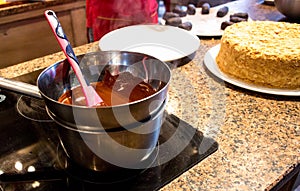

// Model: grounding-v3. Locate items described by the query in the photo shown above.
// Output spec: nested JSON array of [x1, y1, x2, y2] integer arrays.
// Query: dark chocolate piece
[[173, 5, 187, 17], [216, 6, 229, 17], [187, 4, 196, 15], [201, 3, 210, 14], [229, 16, 247, 23], [163, 12, 180, 20], [221, 21, 234, 30], [165, 17, 182, 27], [231, 12, 249, 19], [178, 21, 193, 31]]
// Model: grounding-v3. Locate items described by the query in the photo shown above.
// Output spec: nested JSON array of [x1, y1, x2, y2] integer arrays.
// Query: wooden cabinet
[[0, 1, 87, 69]]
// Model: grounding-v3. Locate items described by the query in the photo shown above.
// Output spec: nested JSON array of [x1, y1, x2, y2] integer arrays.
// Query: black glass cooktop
[[0, 71, 218, 191]]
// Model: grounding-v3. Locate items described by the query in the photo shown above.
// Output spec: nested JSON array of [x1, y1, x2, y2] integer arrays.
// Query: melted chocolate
[[58, 71, 159, 107]]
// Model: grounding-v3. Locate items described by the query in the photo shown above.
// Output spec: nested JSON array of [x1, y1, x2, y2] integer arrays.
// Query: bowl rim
[[37, 50, 172, 109]]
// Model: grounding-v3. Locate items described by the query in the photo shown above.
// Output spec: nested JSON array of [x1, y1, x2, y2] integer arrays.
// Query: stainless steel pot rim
[[46, 98, 167, 133], [37, 50, 171, 109]]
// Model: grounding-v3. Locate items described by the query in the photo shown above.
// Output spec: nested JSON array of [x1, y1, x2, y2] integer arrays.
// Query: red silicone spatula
[[44, 10, 103, 107]]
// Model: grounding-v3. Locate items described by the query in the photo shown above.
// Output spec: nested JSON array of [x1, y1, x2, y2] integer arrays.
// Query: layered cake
[[216, 21, 300, 89]]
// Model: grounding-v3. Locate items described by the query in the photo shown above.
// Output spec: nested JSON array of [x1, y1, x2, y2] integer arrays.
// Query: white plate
[[204, 45, 300, 96], [99, 24, 200, 62], [180, 1, 252, 36]]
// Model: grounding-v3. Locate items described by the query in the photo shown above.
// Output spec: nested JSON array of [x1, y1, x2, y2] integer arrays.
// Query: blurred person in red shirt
[[86, 0, 159, 42]]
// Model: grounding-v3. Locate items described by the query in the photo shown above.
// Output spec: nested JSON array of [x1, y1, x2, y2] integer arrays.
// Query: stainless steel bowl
[[274, 0, 300, 19], [37, 51, 171, 130]]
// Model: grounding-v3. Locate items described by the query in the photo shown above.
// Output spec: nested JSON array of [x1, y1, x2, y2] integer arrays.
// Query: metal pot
[[56, 99, 167, 172]]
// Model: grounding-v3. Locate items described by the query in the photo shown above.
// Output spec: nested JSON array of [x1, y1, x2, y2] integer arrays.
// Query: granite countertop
[[0, 0, 299, 190]]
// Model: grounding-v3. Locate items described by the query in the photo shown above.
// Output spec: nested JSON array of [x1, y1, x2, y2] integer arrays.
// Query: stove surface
[[0, 71, 218, 191]]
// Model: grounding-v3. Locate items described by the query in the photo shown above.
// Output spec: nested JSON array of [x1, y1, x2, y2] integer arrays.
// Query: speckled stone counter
[[0, 0, 299, 190]]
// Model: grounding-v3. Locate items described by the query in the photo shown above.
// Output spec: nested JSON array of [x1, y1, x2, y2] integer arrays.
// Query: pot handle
[[0, 77, 42, 99]]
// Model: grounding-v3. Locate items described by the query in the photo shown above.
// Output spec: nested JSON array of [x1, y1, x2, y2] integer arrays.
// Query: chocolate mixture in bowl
[[58, 70, 163, 107]]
